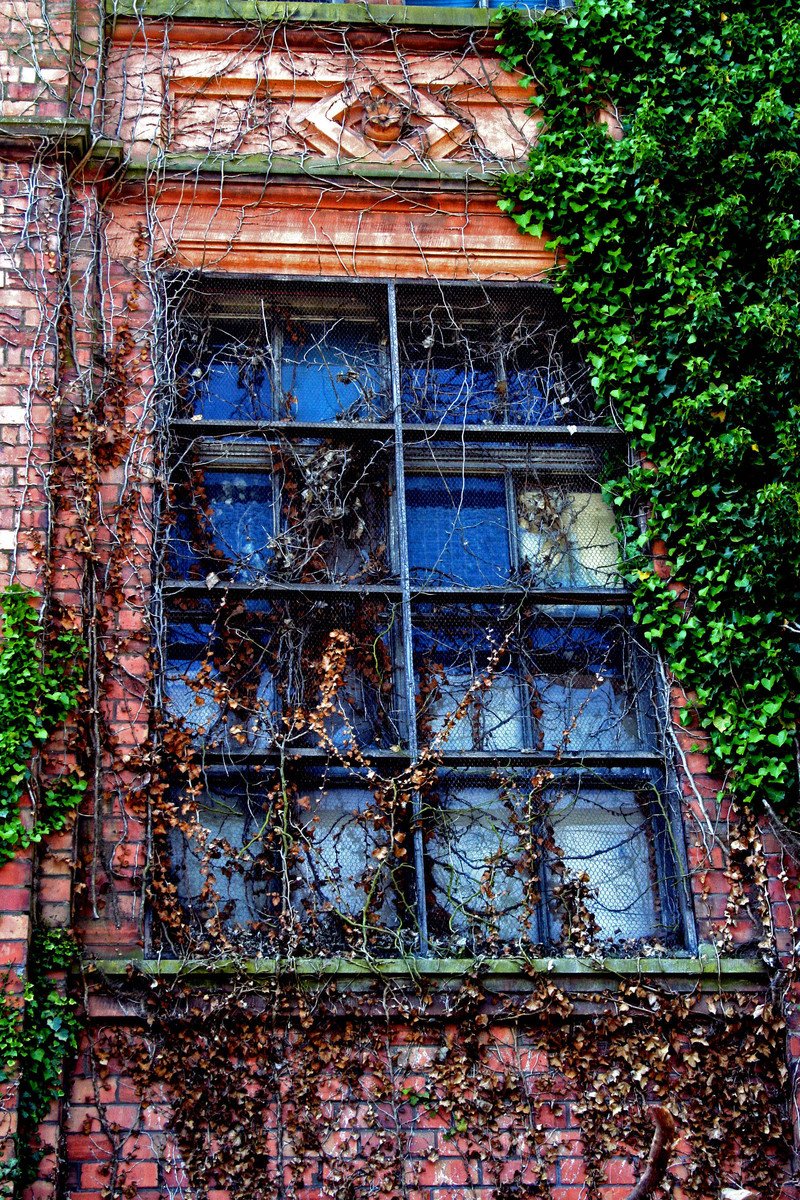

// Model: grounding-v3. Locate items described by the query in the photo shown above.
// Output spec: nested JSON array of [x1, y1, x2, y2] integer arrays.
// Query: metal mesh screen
[[154, 276, 685, 959]]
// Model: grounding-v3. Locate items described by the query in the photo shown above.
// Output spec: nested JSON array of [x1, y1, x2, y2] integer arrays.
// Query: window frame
[[158, 273, 695, 958]]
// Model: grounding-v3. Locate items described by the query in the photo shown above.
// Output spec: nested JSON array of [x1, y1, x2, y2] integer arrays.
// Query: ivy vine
[[495, 0, 800, 812], [0, 930, 81, 1188], [0, 586, 87, 862]]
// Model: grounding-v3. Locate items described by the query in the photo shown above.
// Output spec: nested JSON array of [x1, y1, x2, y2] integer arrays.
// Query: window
[[157, 279, 686, 959]]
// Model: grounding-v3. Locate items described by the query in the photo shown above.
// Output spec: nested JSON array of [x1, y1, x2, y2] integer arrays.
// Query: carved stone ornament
[[361, 89, 407, 145], [293, 80, 470, 164]]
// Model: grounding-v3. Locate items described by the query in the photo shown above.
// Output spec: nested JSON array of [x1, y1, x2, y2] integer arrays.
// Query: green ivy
[[0, 586, 87, 862], [0, 930, 81, 1189], [495, 0, 800, 810]]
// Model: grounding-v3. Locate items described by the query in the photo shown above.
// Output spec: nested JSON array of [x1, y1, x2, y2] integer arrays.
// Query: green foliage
[[0, 586, 87, 863], [495, 0, 800, 809], [0, 930, 81, 1188]]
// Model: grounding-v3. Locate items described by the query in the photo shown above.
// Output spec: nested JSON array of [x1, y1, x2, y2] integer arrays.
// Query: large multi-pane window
[[156, 279, 686, 958]]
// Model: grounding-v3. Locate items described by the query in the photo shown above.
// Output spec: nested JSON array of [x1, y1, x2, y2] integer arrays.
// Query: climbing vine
[[2, 0, 799, 1195], [495, 0, 800, 813], [0, 931, 81, 1188], [0, 586, 86, 863], [89, 966, 790, 1200]]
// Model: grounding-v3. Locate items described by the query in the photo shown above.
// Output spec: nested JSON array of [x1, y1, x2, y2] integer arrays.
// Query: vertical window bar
[[388, 281, 429, 955]]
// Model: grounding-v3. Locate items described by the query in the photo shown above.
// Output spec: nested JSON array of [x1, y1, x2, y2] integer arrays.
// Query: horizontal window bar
[[192, 748, 663, 769], [162, 579, 632, 604], [172, 419, 622, 443]]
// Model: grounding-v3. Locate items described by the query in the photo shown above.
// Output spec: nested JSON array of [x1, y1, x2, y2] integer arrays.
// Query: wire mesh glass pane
[[164, 600, 276, 753], [397, 284, 594, 427], [276, 598, 405, 753], [517, 488, 619, 587], [426, 778, 542, 953], [169, 775, 281, 947], [293, 780, 407, 954], [406, 475, 510, 586], [271, 438, 393, 585], [523, 617, 650, 753], [177, 323, 273, 422], [548, 787, 659, 943], [169, 466, 274, 581], [173, 279, 389, 425], [280, 320, 388, 422], [414, 616, 523, 752]]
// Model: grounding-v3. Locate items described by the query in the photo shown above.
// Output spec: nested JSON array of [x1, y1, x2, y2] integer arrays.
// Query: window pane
[[414, 618, 523, 751], [524, 620, 647, 753], [178, 326, 273, 421], [280, 320, 388, 422], [272, 439, 393, 585], [517, 488, 619, 587], [294, 783, 406, 954], [279, 598, 404, 753], [548, 788, 658, 942], [164, 602, 276, 752], [401, 349, 498, 425], [397, 283, 594, 427], [505, 342, 569, 425], [170, 776, 281, 947], [170, 470, 273, 581], [406, 475, 510, 586], [427, 782, 540, 952]]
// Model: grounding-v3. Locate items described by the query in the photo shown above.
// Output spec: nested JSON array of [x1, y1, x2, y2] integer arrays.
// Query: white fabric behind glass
[[534, 676, 641, 752], [431, 787, 528, 944], [171, 792, 270, 929], [165, 659, 274, 751], [165, 659, 221, 741], [518, 491, 619, 587], [549, 790, 657, 940], [296, 789, 395, 926], [427, 671, 523, 752]]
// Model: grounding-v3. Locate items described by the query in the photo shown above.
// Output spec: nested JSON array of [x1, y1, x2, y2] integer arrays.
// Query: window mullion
[[388, 281, 429, 956]]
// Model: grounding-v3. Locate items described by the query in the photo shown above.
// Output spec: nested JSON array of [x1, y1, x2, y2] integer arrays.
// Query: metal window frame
[[161, 273, 692, 955]]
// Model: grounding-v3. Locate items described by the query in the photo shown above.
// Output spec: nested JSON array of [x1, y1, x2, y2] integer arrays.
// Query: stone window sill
[[91, 947, 767, 991], [109, 0, 507, 29]]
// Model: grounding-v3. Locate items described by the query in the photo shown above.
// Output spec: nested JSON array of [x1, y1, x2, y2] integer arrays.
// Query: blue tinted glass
[[413, 618, 506, 665], [487, 0, 557, 7], [506, 365, 560, 424], [527, 624, 621, 673], [206, 473, 273, 579], [401, 358, 497, 424], [406, 476, 510, 586], [172, 473, 273, 580], [186, 338, 272, 421], [280, 322, 386, 422]]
